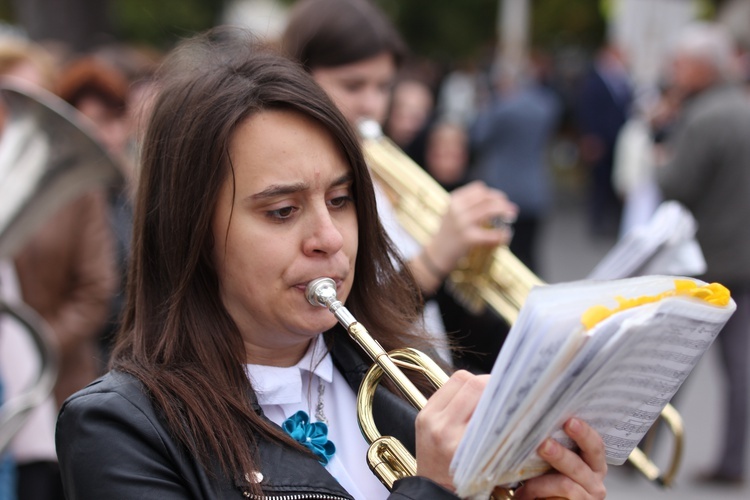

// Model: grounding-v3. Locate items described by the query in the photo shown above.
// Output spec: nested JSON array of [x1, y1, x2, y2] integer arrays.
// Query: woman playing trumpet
[[55, 28, 607, 499]]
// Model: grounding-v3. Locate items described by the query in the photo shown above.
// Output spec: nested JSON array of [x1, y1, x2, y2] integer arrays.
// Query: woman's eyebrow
[[249, 172, 353, 201], [250, 181, 309, 200], [330, 172, 354, 188]]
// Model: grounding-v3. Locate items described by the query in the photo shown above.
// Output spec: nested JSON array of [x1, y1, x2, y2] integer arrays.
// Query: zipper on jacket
[[242, 493, 351, 500]]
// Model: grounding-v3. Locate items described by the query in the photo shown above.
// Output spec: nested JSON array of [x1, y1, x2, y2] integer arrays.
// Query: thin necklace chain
[[307, 337, 328, 425], [315, 378, 328, 424]]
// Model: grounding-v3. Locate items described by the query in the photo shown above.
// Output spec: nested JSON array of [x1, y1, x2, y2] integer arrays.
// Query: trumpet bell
[[0, 78, 123, 259]]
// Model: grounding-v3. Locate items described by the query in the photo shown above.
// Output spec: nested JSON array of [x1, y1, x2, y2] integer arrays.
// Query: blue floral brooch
[[282, 410, 336, 465]]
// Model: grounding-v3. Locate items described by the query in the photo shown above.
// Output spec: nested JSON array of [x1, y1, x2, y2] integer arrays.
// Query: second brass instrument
[[358, 119, 542, 325], [358, 120, 683, 487]]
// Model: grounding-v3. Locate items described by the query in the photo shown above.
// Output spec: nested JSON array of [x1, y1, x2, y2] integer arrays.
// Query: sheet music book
[[450, 276, 735, 498], [587, 201, 706, 280]]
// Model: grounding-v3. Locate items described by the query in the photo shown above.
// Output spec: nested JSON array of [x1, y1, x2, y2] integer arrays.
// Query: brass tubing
[[306, 277, 427, 408]]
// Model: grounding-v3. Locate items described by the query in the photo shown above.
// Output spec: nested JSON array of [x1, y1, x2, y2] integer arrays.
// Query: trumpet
[[306, 277, 514, 498], [357, 119, 683, 487]]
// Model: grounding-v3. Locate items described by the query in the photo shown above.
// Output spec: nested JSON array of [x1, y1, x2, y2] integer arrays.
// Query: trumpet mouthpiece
[[305, 277, 337, 308]]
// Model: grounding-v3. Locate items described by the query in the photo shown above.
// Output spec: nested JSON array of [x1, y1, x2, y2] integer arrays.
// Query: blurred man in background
[[656, 21, 750, 486]]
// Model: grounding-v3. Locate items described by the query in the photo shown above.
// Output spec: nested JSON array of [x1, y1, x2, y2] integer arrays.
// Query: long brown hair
[[111, 26, 428, 489]]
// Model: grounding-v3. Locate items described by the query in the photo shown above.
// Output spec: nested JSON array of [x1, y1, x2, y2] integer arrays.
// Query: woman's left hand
[[513, 418, 608, 500]]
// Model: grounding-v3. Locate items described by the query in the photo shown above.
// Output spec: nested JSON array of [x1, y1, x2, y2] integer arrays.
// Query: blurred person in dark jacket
[[469, 60, 561, 274], [575, 43, 633, 238]]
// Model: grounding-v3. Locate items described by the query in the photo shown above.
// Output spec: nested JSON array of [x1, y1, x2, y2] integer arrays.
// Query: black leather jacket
[[56, 336, 459, 499]]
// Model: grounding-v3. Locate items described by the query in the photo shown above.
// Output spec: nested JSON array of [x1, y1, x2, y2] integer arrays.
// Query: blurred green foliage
[[111, 0, 223, 48], [377, 0, 606, 63], [0, 2, 11, 21], [0, 0, 724, 58], [378, 0, 498, 63], [531, 0, 606, 49], [112, 0, 561, 54], [0, 0, 221, 49]]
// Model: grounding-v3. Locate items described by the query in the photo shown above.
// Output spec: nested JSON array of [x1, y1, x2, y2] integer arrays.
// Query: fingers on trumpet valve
[[480, 213, 515, 247], [480, 186, 518, 240]]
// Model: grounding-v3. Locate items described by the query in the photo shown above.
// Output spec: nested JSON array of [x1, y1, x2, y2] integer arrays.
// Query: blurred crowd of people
[[0, 0, 749, 497]]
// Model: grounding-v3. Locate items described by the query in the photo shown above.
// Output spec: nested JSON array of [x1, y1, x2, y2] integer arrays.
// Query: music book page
[[587, 201, 706, 280], [450, 276, 735, 498]]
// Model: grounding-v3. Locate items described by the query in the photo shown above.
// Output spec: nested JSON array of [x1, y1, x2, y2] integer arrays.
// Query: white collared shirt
[[245, 337, 390, 499]]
